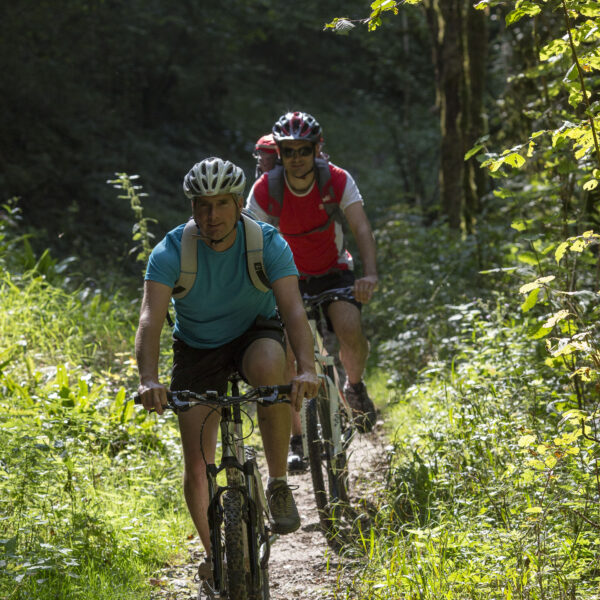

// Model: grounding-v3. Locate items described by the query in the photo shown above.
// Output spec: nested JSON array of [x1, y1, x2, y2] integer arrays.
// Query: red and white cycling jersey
[[246, 163, 363, 277]]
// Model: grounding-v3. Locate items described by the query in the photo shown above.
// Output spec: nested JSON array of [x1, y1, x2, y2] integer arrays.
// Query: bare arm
[[344, 202, 378, 304], [271, 275, 318, 410], [135, 279, 173, 414]]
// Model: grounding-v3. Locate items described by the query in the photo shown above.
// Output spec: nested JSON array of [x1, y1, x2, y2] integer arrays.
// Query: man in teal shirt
[[135, 157, 318, 581]]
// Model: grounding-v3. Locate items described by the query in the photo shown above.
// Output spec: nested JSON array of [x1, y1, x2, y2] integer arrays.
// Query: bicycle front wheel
[[305, 393, 350, 537], [246, 457, 270, 600], [224, 469, 249, 600], [305, 396, 328, 523]]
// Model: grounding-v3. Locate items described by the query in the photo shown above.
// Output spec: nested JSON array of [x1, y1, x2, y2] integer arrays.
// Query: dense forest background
[[2, 1, 600, 599], [1, 0, 440, 281]]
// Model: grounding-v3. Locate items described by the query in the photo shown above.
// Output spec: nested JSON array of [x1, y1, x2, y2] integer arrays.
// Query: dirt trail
[[150, 425, 387, 600]]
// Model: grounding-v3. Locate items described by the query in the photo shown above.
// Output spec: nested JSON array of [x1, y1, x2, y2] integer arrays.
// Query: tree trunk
[[463, 0, 488, 233], [424, 0, 465, 230]]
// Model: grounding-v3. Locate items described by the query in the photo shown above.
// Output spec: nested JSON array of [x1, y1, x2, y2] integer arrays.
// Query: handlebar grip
[[133, 391, 173, 406], [277, 384, 293, 396]]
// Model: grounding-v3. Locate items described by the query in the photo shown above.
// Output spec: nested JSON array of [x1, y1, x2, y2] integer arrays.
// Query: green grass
[[0, 236, 191, 599], [0, 361, 193, 599]]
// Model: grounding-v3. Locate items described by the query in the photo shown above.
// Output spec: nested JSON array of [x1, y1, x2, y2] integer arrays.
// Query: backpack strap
[[172, 215, 270, 300], [267, 164, 286, 215], [314, 158, 343, 226], [172, 218, 198, 299], [242, 213, 270, 292]]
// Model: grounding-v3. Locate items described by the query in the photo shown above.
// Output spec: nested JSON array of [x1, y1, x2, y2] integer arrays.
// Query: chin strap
[[196, 224, 237, 246], [297, 165, 315, 180]]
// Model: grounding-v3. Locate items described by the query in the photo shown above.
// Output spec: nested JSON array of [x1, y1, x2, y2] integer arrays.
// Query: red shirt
[[247, 163, 363, 276]]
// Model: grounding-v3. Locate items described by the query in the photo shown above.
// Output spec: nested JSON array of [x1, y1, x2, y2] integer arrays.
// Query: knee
[[243, 341, 286, 385]]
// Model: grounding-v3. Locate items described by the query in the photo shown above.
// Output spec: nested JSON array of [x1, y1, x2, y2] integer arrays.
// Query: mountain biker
[[253, 131, 329, 180], [253, 133, 279, 178], [246, 111, 378, 471], [135, 157, 319, 582]]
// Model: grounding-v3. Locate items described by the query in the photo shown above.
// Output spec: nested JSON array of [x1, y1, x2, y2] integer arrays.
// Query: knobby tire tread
[[224, 470, 249, 600], [306, 396, 329, 530], [318, 396, 350, 506], [248, 459, 270, 600]]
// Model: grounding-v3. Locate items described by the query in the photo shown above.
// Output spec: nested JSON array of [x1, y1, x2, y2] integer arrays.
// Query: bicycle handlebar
[[134, 384, 292, 413], [302, 286, 354, 308]]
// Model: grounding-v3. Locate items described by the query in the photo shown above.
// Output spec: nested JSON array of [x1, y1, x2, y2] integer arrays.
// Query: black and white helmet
[[272, 111, 322, 144], [183, 157, 246, 199]]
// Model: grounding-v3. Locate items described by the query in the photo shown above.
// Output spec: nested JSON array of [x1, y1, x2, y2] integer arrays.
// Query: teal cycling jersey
[[145, 219, 298, 348]]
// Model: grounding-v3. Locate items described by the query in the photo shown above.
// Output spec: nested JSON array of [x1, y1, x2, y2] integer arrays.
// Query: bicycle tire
[[306, 392, 352, 537], [224, 470, 249, 600], [316, 392, 350, 506], [305, 396, 328, 524], [247, 458, 270, 600]]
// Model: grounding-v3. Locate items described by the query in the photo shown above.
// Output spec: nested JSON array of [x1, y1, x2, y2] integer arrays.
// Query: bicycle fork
[[205, 407, 245, 598], [207, 406, 272, 598]]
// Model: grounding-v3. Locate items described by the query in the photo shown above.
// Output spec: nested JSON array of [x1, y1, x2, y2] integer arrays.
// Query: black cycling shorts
[[299, 270, 361, 332], [171, 315, 285, 394]]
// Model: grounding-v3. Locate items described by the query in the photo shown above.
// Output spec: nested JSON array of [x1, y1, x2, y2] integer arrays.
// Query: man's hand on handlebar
[[138, 381, 169, 415], [353, 274, 378, 304], [290, 371, 319, 412]]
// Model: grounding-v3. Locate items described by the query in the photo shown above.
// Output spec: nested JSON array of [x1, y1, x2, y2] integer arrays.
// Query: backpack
[[266, 158, 343, 237], [172, 212, 270, 300]]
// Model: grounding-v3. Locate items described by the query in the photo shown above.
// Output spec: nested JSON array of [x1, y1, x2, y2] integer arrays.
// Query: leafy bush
[[0, 213, 186, 599]]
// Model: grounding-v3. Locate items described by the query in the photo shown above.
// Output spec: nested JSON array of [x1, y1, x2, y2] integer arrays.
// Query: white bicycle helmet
[[183, 157, 246, 199], [272, 111, 322, 144]]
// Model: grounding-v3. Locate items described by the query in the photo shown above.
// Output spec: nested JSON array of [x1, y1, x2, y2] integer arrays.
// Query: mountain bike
[[136, 380, 291, 600], [300, 286, 356, 543]]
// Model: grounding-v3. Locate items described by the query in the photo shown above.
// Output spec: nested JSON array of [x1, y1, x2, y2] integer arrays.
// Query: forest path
[[149, 423, 387, 600]]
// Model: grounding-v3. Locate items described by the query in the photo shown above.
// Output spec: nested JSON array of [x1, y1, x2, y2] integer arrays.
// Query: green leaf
[[518, 434, 536, 447], [517, 252, 538, 266], [540, 39, 569, 61], [519, 276, 555, 293], [583, 179, 598, 191], [506, 3, 541, 26], [555, 241, 569, 264], [521, 287, 541, 312], [464, 144, 484, 161], [511, 219, 527, 232], [532, 325, 552, 339], [525, 506, 543, 514], [504, 152, 526, 168], [543, 309, 569, 329], [371, 0, 396, 9]]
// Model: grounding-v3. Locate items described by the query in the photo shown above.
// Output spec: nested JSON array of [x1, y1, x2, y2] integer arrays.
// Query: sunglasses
[[281, 146, 313, 159]]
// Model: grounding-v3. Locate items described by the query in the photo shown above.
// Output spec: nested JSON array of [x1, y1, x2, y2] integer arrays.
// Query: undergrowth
[[0, 203, 186, 599], [351, 297, 599, 599]]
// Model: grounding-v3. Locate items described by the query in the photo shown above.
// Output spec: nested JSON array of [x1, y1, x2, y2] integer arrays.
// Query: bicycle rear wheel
[[224, 469, 249, 600]]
